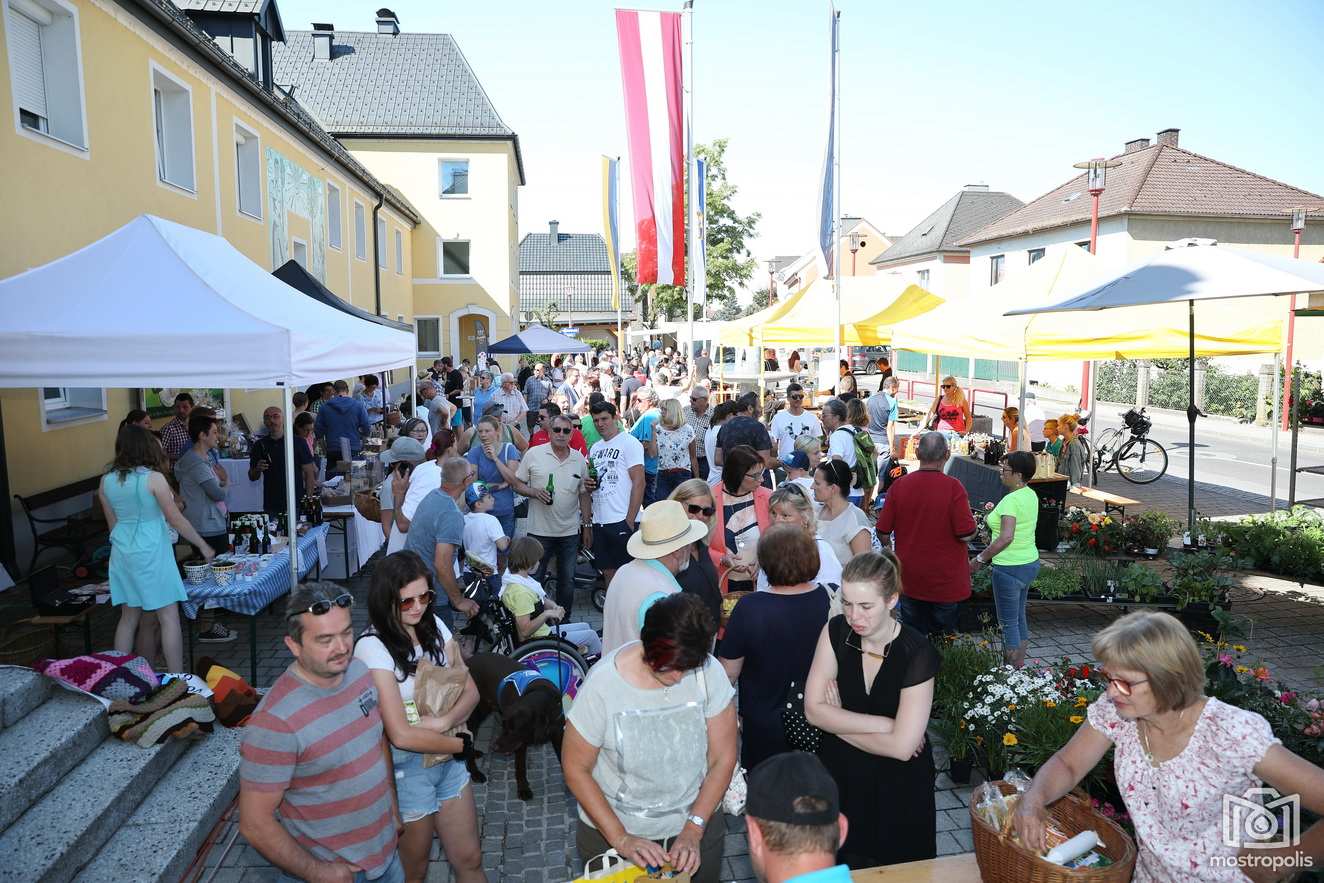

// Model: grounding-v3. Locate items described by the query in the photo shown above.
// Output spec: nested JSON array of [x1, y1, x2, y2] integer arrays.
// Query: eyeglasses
[[1102, 671, 1149, 696], [789, 394, 805, 401], [550, 426, 573, 435], [399, 590, 436, 610], [686, 503, 716, 517], [744, 471, 766, 483], [288, 592, 354, 618]]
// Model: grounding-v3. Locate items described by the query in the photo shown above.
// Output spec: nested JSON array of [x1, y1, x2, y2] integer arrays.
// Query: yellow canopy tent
[[720, 275, 943, 347], [716, 281, 816, 348], [889, 246, 1285, 361]]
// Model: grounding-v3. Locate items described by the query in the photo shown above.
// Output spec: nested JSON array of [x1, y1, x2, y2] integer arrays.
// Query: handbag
[[781, 679, 823, 753], [353, 490, 381, 523]]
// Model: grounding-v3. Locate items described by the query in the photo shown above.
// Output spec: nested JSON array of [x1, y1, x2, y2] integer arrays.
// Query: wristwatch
[[686, 813, 706, 830]]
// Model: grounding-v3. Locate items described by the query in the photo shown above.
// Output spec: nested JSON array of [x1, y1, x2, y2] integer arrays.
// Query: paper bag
[[413, 640, 469, 768]]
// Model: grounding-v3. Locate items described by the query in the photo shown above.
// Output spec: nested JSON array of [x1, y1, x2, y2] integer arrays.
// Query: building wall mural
[[266, 147, 325, 279]]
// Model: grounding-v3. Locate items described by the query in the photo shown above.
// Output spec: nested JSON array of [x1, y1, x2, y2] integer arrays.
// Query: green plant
[[1208, 507, 1324, 584], [931, 632, 1002, 761], [1060, 507, 1124, 556], [1125, 510, 1179, 552], [1118, 562, 1165, 603], [1030, 561, 1082, 600], [1167, 550, 1238, 610], [1080, 557, 1122, 598]]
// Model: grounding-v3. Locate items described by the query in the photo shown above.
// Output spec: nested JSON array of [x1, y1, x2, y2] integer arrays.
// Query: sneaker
[[197, 622, 238, 643]]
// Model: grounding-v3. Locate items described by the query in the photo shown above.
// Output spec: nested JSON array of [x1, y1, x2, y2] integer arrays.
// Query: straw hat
[[626, 500, 710, 560]]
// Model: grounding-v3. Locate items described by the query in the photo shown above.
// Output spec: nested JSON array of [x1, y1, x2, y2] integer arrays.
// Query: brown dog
[[464, 652, 565, 800]]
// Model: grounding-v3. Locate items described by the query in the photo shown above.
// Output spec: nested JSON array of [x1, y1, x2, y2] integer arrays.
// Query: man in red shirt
[[875, 433, 977, 636], [527, 401, 588, 456]]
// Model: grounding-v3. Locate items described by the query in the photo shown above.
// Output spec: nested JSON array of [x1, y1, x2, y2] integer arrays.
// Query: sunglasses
[[789, 394, 805, 401], [288, 592, 354, 618], [941, 384, 953, 390], [1102, 671, 1148, 697], [550, 426, 573, 435], [399, 590, 436, 611], [686, 503, 716, 517]]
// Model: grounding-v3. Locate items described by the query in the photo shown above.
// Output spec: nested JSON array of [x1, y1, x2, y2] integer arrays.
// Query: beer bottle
[[545, 473, 555, 500]]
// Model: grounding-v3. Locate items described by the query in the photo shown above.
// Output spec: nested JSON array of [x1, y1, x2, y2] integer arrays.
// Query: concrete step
[[0, 666, 51, 730], [0, 688, 106, 834], [0, 730, 188, 883], [74, 726, 243, 883]]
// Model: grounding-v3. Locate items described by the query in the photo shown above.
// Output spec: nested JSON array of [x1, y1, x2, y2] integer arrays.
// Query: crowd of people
[[96, 344, 1324, 881]]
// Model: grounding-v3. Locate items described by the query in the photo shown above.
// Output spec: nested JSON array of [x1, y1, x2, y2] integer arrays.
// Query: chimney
[[375, 8, 400, 36], [1124, 137, 1150, 153], [1157, 128, 1180, 148], [548, 220, 560, 242], [311, 23, 333, 60], [962, 184, 989, 192]]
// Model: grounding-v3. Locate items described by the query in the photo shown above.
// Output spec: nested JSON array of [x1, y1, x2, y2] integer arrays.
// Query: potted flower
[[931, 632, 1002, 783], [1124, 510, 1178, 558], [959, 665, 1065, 780], [1168, 550, 1238, 632], [1061, 507, 1125, 557]]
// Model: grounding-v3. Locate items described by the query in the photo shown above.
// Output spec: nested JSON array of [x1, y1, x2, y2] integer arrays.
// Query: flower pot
[[1177, 600, 1230, 635], [948, 757, 973, 785], [1143, 547, 1160, 559]]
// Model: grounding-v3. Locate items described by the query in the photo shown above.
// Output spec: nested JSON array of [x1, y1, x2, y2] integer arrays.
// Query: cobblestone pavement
[[56, 470, 1322, 881]]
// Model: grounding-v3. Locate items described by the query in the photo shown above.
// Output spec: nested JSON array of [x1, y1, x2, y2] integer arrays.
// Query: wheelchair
[[458, 569, 596, 710]]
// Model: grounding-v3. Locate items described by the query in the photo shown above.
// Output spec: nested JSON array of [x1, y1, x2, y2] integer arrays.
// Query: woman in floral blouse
[[1015, 611, 1324, 881]]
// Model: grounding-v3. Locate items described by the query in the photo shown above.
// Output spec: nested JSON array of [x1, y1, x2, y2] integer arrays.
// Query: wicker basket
[[720, 591, 752, 628], [970, 781, 1136, 883], [0, 624, 53, 666]]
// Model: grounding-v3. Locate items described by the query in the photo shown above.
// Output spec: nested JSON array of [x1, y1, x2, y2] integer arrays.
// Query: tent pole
[[1289, 367, 1300, 507], [1270, 356, 1280, 511], [284, 383, 298, 591], [1017, 360, 1028, 444], [758, 327, 766, 414], [1187, 301, 1197, 536]]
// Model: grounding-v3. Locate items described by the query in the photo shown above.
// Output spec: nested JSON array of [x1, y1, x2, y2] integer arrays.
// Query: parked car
[[849, 346, 891, 375]]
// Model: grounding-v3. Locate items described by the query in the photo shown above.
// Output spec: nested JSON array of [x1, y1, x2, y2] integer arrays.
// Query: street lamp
[[847, 230, 867, 276], [1071, 156, 1123, 420], [765, 258, 778, 304]]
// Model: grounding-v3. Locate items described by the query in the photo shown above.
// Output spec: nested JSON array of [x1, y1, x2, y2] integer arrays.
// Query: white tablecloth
[[220, 457, 264, 513], [322, 503, 386, 576]]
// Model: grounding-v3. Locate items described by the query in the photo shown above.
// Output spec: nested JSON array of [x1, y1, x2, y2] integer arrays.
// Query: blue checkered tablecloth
[[181, 524, 329, 618]]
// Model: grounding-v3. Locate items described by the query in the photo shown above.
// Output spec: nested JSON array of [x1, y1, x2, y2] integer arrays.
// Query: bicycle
[[1087, 407, 1169, 485]]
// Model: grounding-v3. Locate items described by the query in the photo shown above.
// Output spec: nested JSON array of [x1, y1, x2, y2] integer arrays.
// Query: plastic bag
[[973, 781, 1012, 831], [1003, 767, 1033, 794]]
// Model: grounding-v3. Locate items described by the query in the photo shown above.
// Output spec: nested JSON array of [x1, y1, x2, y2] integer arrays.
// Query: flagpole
[[832, 8, 843, 373], [683, 0, 696, 365]]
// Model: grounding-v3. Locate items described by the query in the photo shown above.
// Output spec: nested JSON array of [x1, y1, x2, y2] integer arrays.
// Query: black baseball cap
[[746, 752, 839, 825]]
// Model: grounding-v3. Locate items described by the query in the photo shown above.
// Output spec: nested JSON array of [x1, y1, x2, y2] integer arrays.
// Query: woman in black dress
[[804, 552, 939, 868]]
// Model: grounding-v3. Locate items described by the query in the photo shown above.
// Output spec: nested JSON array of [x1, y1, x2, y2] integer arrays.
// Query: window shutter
[[10, 10, 48, 121]]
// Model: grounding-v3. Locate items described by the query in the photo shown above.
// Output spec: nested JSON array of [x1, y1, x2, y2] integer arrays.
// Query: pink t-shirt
[[1087, 694, 1280, 881]]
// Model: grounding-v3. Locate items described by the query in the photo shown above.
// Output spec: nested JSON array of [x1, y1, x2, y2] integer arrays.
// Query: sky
[[279, 0, 1324, 294]]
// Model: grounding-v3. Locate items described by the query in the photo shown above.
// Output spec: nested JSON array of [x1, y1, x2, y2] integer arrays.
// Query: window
[[353, 201, 366, 260], [416, 317, 440, 355], [440, 239, 471, 276], [394, 228, 403, 274], [1027, 248, 1045, 265], [1076, 240, 1092, 251], [326, 182, 342, 250], [5, 0, 86, 149], [40, 386, 106, 428], [150, 65, 195, 191], [291, 238, 308, 268], [989, 254, 1005, 286], [234, 121, 260, 218], [376, 217, 387, 268], [916, 268, 929, 288], [439, 159, 469, 196]]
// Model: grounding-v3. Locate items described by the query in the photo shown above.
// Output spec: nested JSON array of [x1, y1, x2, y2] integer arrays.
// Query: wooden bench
[[14, 476, 107, 575], [1070, 485, 1140, 516]]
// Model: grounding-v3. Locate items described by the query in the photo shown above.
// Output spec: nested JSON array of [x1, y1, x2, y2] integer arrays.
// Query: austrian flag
[[615, 8, 685, 287]]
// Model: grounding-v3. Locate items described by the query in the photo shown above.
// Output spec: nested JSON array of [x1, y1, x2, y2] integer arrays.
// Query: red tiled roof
[[959, 144, 1324, 246]]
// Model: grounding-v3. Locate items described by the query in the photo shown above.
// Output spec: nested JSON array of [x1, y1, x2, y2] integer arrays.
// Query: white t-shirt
[[601, 559, 682, 655], [463, 511, 506, 570], [817, 505, 873, 565], [756, 537, 842, 592], [770, 409, 823, 458], [589, 432, 645, 524], [704, 425, 721, 483], [353, 615, 455, 703], [402, 460, 441, 521], [827, 427, 857, 469]]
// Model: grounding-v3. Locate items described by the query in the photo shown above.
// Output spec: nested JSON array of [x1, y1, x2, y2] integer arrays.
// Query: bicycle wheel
[[513, 638, 590, 712], [1115, 437, 1168, 484], [1090, 428, 1121, 478]]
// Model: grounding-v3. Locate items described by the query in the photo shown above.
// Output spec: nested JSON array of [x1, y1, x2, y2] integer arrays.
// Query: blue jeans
[[495, 512, 516, 539], [655, 469, 692, 502], [991, 560, 1041, 650], [532, 532, 581, 615], [642, 471, 659, 506], [278, 849, 404, 883], [898, 595, 960, 637]]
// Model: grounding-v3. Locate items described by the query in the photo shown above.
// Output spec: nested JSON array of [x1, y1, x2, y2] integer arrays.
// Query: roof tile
[[872, 189, 1024, 265]]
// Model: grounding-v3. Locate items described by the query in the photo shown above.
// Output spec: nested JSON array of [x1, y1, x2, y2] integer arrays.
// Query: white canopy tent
[[0, 214, 417, 588]]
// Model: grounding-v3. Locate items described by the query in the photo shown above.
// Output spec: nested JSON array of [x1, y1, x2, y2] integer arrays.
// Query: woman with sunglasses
[[564, 593, 737, 883], [668, 478, 722, 626], [1015, 611, 1324, 882], [719, 523, 831, 770], [756, 484, 842, 594], [353, 551, 485, 883], [923, 376, 971, 434], [707, 445, 773, 593]]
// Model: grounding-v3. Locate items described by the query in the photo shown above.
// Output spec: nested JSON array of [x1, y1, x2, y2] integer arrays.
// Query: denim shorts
[[277, 850, 404, 883], [391, 747, 471, 823]]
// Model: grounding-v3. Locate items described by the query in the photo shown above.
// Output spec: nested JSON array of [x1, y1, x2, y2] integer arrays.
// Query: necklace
[[1138, 706, 1189, 767], [848, 619, 899, 662]]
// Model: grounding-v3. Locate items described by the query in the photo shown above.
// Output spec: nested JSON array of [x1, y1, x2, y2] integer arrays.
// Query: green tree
[[633, 138, 760, 323]]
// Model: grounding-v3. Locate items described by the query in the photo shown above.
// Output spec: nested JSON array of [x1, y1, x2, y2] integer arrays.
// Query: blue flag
[[816, 6, 839, 278]]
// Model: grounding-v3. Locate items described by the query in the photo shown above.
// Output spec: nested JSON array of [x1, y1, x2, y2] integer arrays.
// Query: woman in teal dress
[[98, 426, 214, 673]]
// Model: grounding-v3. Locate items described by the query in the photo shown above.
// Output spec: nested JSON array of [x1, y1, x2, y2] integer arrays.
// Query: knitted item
[[197, 658, 258, 727], [117, 692, 215, 747], [36, 651, 159, 703], [108, 679, 187, 717]]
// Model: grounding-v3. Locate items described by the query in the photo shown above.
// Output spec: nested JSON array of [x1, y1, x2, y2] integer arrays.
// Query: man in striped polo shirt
[[240, 583, 404, 883]]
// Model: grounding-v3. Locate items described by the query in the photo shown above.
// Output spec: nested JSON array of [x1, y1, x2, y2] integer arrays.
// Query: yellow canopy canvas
[[720, 275, 942, 347]]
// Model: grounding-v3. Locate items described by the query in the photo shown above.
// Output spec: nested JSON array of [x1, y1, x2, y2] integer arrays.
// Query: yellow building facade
[[0, 0, 420, 566]]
